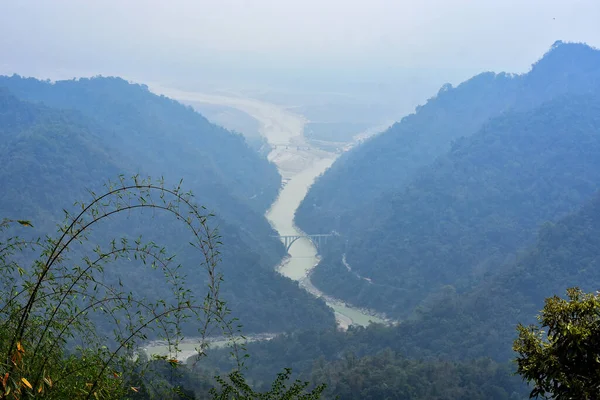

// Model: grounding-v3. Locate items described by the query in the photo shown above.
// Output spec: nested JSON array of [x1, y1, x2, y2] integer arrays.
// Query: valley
[[149, 84, 386, 329], [2, 40, 600, 400], [3, 2, 600, 398]]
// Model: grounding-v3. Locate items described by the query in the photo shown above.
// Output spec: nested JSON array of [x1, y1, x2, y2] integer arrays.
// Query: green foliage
[[313, 351, 523, 400], [375, 193, 600, 363], [294, 42, 600, 319], [296, 42, 600, 237], [296, 71, 519, 234], [311, 91, 600, 318], [0, 78, 335, 333], [270, 194, 600, 367], [0, 75, 280, 216], [514, 288, 600, 399], [203, 191, 600, 398], [203, 327, 526, 399], [0, 176, 243, 399], [210, 369, 325, 400]]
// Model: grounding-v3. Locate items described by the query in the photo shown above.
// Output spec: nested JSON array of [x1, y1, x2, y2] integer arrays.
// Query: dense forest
[[201, 190, 600, 398], [393, 191, 600, 362], [311, 91, 600, 317], [196, 42, 600, 398], [0, 77, 335, 333], [295, 42, 600, 319], [195, 346, 525, 399], [296, 41, 600, 234], [4, 41, 600, 399]]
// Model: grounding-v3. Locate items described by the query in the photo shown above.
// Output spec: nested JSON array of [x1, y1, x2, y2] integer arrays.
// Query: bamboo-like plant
[[0, 175, 244, 399]]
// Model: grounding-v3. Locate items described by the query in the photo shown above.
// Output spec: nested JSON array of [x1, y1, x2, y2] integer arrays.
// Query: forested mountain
[[199, 344, 526, 399], [236, 192, 600, 363], [0, 78, 335, 333], [0, 75, 278, 215], [202, 192, 600, 398], [296, 41, 600, 234], [310, 91, 600, 317], [0, 88, 124, 229], [311, 353, 524, 400], [5, 44, 600, 399], [387, 192, 600, 362]]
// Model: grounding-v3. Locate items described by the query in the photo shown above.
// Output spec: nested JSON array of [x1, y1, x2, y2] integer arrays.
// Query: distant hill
[[0, 78, 335, 333], [310, 91, 600, 317], [0, 75, 278, 214], [296, 42, 600, 234]]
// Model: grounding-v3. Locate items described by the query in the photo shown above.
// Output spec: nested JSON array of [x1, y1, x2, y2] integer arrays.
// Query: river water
[[265, 157, 385, 328], [148, 84, 384, 329]]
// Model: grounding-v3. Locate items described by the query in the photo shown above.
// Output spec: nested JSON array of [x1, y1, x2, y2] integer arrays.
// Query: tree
[[513, 287, 600, 399], [210, 368, 325, 400]]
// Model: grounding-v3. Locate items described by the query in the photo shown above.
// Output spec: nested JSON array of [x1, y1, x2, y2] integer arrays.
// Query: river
[[148, 84, 385, 329]]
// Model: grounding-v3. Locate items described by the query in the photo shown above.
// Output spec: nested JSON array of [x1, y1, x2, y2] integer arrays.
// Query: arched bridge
[[273, 233, 336, 253]]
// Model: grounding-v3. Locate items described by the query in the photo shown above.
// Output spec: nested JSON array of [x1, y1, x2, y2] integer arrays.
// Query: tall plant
[[0, 176, 243, 399]]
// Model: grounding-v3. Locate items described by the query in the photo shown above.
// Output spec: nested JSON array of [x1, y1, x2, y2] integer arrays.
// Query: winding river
[[149, 85, 384, 329]]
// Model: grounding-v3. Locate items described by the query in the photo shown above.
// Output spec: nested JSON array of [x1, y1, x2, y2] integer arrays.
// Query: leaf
[[2, 373, 8, 388], [131, 387, 139, 392], [16, 220, 33, 227], [43, 376, 53, 388], [21, 377, 32, 390], [16, 342, 24, 353]]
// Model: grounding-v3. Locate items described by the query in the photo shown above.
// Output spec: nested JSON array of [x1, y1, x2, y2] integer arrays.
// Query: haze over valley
[[2, 1, 600, 399]]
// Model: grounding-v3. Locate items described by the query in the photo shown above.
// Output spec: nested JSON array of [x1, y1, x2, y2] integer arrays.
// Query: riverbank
[[276, 255, 387, 329], [143, 333, 278, 363]]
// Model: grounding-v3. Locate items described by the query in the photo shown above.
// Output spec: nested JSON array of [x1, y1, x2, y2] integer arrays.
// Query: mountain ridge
[[296, 41, 600, 235], [307, 84, 600, 317], [0, 80, 336, 333]]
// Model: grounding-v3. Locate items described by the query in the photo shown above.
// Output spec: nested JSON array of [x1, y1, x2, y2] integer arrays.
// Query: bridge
[[273, 233, 336, 253]]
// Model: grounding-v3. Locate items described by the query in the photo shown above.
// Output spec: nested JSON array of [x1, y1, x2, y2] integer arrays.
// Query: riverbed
[[149, 84, 384, 329]]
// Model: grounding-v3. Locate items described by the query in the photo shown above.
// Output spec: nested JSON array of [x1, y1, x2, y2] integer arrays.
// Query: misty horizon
[[2, 0, 599, 87]]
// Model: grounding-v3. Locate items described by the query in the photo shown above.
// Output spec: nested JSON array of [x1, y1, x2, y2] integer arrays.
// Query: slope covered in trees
[[385, 192, 600, 363], [310, 91, 600, 317], [312, 352, 524, 400], [201, 193, 600, 398], [0, 75, 279, 221], [296, 42, 600, 235], [201, 324, 527, 399], [0, 80, 335, 333], [323, 191, 600, 364]]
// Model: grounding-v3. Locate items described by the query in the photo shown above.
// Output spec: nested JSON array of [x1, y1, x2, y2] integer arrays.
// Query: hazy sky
[[1, 0, 600, 86]]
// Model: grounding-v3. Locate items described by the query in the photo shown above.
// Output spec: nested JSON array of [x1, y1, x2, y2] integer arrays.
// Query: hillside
[[200, 344, 525, 399], [202, 193, 600, 397], [0, 75, 279, 213], [296, 42, 600, 235], [310, 91, 600, 317], [0, 88, 125, 229], [0, 81, 335, 333], [388, 191, 600, 362]]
